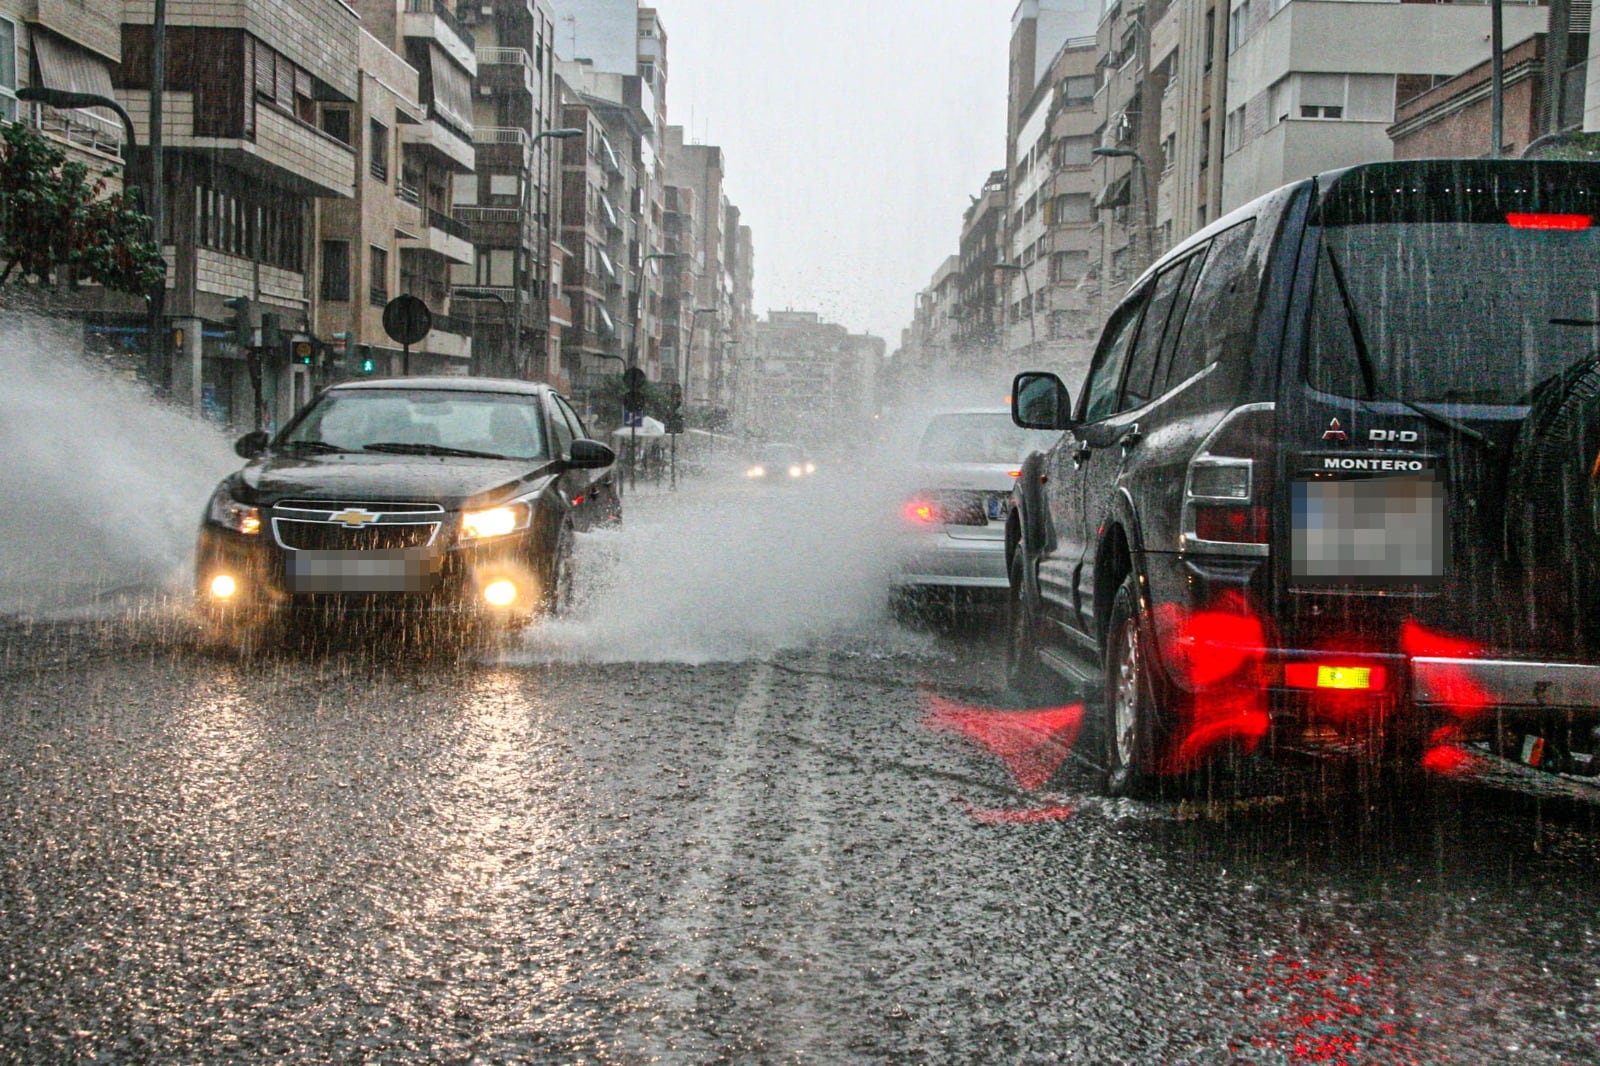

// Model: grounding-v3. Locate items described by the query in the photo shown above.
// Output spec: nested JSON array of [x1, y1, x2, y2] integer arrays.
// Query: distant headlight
[[746, 465, 767, 479], [804, 461, 816, 475], [787, 464, 804, 478], [461, 503, 530, 541], [207, 490, 261, 535]]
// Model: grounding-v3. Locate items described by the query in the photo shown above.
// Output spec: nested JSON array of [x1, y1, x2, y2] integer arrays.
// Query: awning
[[596, 303, 615, 335], [596, 247, 615, 279], [32, 31, 115, 99], [598, 191, 619, 229], [428, 47, 473, 133]]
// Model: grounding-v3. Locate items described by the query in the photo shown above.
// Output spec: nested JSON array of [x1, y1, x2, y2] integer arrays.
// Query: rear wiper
[[363, 442, 512, 459], [1321, 245, 1493, 451], [281, 439, 350, 454]]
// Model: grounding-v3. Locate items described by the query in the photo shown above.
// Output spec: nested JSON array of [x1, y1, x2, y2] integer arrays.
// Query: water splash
[[0, 311, 238, 618]]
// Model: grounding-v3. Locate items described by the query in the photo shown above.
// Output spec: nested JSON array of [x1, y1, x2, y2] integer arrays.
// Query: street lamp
[[994, 261, 1036, 355], [511, 127, 583, 380], [623, 251, 677, 491], [17, 86, 166, 387], [1092, 146, 1152, 276]]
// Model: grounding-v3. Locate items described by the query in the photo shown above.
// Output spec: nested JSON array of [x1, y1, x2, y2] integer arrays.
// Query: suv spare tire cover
[[1504, 356, 1600, 645]]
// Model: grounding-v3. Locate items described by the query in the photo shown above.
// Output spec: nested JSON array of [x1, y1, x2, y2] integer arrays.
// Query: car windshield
[[1308, 219, 1600, 405], [916, 412, 1060, 464], [279, 389, 550, 461]]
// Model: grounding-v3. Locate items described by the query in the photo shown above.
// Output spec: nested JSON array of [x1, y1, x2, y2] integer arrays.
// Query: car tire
[[1006, 550, 1049, 697], [544, 521, 576, 616], [1504, 357, 1600, 649], [1100, 571, 1172, 798]]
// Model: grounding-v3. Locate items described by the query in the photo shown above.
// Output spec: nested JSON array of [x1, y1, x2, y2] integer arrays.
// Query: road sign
[[623, 410, 644, 428], [622, 366, 646, 391], [382, 295, 432, 346]]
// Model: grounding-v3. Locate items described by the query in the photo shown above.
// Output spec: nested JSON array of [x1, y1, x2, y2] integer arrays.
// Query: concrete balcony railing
[[403, 0, 475, 52]]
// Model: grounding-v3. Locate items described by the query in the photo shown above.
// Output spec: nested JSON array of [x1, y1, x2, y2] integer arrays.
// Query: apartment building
[[352, 0, 477, 377], [0, 0, 122, 187], [1005, 0, 1100, 377], [956, 169, 1006, 366], [114, 0, 361, 427], [749, 311, 884, 447], [453, 0, 563, 382], [661, 124, 728, 409], [1221, 0, 1548, 210]]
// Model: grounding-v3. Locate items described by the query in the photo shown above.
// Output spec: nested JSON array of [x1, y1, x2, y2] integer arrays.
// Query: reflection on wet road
[[4, 603, 1600, 1064]]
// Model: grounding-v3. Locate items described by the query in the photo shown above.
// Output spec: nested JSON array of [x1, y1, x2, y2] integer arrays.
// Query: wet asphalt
[[4, 599, 1600, 1065]]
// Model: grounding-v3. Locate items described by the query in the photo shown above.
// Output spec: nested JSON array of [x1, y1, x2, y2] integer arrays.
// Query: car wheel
[[1101, 572, 1170, 798], [544, 521, 576, 615], [1505, 357, 1600, 649], [1006, 550, 1049, 697]]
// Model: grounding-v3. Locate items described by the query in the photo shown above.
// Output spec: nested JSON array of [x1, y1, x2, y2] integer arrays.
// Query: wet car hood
[[234, 452, 555, 508]]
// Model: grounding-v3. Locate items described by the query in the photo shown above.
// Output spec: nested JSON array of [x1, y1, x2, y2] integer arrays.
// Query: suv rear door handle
[[1119, 423, 1143, 452], [1072, 442, 1092, 467]]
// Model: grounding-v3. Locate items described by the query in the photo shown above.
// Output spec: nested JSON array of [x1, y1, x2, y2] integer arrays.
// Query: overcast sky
[[654, 2, 1014, 347]]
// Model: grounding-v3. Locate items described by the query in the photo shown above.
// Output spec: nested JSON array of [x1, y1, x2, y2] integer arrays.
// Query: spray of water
[[0, 311, 239, 618]]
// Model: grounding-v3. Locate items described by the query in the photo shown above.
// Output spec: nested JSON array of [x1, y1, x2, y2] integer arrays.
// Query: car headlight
[[746, 465, 766, 479], [461, 503, 531, 541], [207, 490, 261, 535]]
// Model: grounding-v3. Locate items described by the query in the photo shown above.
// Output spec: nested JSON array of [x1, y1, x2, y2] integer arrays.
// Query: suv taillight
[[1181, 403, 1277, 555]]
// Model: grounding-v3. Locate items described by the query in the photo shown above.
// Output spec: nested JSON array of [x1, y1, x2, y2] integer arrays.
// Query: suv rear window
[[1306, 161, 1600, 405]]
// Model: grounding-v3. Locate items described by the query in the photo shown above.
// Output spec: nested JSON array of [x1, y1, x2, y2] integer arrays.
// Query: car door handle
[[1119, 423, 1142, 452], [1072, 442, 1092, 468]]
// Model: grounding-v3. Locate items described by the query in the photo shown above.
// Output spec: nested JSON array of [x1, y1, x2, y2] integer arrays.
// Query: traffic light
[[222, 295, 251, 347], [331, 331, 353, 373], [292, 341, 315, 365], [356, 346, 376, 375]]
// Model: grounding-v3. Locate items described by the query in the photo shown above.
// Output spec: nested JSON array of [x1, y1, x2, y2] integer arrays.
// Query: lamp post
[[17, 86, 167, 386], [513, 127, 583, 380], [994, 261, 1036, 356], [1092, 146, 1152, 277]]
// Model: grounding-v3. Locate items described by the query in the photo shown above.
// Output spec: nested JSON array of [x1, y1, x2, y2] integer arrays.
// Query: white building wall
[[1223, 0, 1549, 209]]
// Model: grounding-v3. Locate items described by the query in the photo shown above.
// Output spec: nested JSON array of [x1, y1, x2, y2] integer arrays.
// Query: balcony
[[476, 47, 535, 95], [473, 126, 530, 173], [399, 209, 474, 264], [402, 0, 476, 67]]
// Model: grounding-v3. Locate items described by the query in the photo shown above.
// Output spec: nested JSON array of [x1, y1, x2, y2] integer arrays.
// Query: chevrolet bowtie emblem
[[330, 508, 380, 527]]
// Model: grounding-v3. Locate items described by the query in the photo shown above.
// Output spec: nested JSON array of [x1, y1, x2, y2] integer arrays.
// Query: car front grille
[[270, 500, 446, 552]]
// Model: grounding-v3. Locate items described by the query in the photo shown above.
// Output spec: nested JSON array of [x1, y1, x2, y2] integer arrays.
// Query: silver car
[[893, 410, 1062, 598]]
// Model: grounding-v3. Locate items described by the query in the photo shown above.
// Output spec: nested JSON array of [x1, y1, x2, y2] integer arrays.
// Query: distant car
[[745, 442, 816, 483], [194, 377, 618, 641], [893, 410, 1061, 600]]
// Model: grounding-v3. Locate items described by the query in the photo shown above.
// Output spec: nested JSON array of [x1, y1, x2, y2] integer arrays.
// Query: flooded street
[[4, 481, 1600, 1063]]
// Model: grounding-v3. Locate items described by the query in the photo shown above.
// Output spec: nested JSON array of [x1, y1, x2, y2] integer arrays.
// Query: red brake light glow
[[1194, 504, 1270, 543], [1506, 212, 1592, 231], [904, 499, 938, 523], [1009, 470, 1023, 479]]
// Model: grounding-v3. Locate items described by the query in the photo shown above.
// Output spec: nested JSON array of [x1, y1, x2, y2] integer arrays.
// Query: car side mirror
[[566, 438, 616, 470], [235, 430, 270, 458], [1012, 372, 1073, 431]]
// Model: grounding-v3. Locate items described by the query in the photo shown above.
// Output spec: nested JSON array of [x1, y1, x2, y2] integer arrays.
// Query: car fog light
[[483, 579, 518, 607], [209, 574, 239, 600]]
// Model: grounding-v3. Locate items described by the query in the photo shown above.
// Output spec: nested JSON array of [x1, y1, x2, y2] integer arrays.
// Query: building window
[[0, 17, 15, 122], [1224, 106, 1246, 153], [369, 119, 389, 183], [1294, 73, 1394, 122], [370, 246, 389, 306], [1050, 193, 1092, 225], [1060, 74, 1095, 107], [1054, 134, 1094, 168], [320, 240, 350, 301], [321, 107, 352, 145], [1228, 1, 1249, 53], [1204, 10, 1216, 69]]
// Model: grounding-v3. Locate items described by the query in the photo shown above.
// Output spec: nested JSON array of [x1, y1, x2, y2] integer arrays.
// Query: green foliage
[[0, 119, 163, 294], [591, 371, 674, 423]]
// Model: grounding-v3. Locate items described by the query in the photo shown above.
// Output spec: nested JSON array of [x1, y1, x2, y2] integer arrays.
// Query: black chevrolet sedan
[[195, 377, 618, 639]]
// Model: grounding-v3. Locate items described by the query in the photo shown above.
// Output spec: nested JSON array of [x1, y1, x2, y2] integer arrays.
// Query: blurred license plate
[[987, 494, 1010, 520], [286, 549, 441, 593], [1291, 474, 1446, 582]]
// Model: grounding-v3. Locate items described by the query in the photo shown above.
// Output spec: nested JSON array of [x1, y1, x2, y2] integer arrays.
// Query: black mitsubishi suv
[[196, 377, 617, 641], [1007, 158, 1600, 794]]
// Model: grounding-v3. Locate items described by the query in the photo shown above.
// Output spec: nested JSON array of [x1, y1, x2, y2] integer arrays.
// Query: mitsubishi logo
[[329, 507, 380, 527], [1322, 418, 1349, 442]]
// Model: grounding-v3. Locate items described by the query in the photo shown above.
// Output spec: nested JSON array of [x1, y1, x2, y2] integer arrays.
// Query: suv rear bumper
[[1411, 656, 1600, 715]]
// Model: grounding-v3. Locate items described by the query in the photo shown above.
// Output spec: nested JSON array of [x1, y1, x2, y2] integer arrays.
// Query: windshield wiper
[[281, 440, 350, 454], [363, 442, 514, 460], [1321, 244, 1493, 451]]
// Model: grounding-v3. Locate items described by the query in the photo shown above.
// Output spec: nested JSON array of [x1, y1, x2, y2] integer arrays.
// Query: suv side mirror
[[235, 430, 270, 458], [1012, 372, 1073, 431], [566, 438, 617, 470]]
